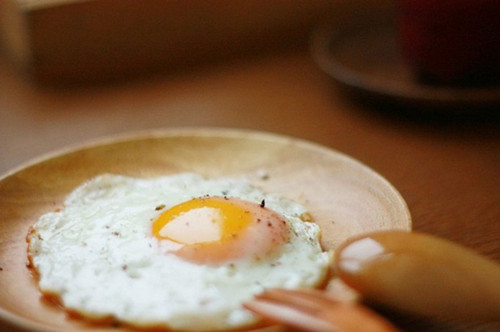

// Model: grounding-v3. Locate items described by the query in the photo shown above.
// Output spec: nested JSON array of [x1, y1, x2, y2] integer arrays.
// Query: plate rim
[[310, 17, 500, 110]]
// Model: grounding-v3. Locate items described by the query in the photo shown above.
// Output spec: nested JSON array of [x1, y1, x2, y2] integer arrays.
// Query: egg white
[[27, 173, 331, 331]]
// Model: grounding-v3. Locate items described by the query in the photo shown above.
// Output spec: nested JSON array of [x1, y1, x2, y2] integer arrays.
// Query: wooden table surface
[[1, 11, 499, 331]]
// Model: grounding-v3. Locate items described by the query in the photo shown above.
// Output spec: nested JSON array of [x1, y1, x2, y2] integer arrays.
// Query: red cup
[[397, 0, 500, 87]]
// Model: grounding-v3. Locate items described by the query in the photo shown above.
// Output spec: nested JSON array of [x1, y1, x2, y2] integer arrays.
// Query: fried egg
[[27, 173, 331, 331]]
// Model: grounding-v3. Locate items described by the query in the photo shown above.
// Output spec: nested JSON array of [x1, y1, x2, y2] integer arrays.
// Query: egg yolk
[[152, 197, 290, 265]]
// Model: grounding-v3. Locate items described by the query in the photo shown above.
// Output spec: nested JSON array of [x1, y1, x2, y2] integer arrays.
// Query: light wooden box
[[0, 0, 344, 84]]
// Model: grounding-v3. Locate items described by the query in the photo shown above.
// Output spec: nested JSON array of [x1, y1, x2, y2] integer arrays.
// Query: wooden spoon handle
[[335, 231, 500, 322]]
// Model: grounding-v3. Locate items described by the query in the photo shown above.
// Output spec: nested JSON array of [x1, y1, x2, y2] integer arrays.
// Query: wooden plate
[[310, 13, 500, 112], [0, 128, 411, 331]]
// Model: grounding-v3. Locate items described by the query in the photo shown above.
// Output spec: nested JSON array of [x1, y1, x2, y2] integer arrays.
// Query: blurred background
[[0, 0, 401, 173]]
